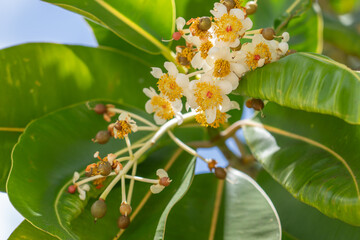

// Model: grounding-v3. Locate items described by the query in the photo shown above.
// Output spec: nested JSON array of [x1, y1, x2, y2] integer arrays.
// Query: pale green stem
[[167, 130, 208, 162], [75, 173, 158, 186], [121, 175, 126, 203], [137, 126, 158, 131], [187, 70, 205, 78], [127, 160, 137, 204], [99, 112, 196, 200]]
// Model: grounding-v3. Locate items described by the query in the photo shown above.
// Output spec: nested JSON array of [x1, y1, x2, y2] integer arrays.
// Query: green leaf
[[257, 170, 360, 240], [0, 43, 156, 192], [85, 20, 167, 67], [166, 168, 281, 239], [329, 0, 357, 14], [42, 0, 175, 55], [235, 52, 360, 124], [7, 100, 201, 239], [286, 3, 323, 53], [273, 0, 312, 34], [9, 221, 57, 240], [243, 102, 360, 226], [323, 14, 360, 58]]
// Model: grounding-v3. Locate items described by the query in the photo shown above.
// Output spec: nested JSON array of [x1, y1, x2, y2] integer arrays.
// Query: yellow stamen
[[150, 96, 175, 120], [114, 120, 132, 139], [157, 73, 183, 101], [176, 47, 194, 68], [214, 14, 243, 42], [195, 109, 227, 128], [245, 42, 272, 70], [213, 59, 231, 78], [200, 41, 213, 59], [194, 82, 223, 110]]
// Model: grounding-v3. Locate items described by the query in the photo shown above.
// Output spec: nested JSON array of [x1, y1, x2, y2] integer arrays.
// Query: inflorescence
[[68, 0, 290, 230]]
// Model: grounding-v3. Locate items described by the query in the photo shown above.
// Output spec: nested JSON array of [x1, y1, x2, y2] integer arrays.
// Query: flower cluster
[[144, 0, 289, 128]]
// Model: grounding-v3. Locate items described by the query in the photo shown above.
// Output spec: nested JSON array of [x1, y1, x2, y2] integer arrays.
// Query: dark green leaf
[[166, 168, 281, 239], [323, 14, 360, 58], [86, 20, 167, 67], [235, 52, 360, 124], [258, 170, 360, 240], [286, 3, 323, 53], [274, 0, 312, 34], [9, 221, 57, 240], [0, 43, 156, 191], [42, 0, 175, 55], [243, 102, 360, 225]]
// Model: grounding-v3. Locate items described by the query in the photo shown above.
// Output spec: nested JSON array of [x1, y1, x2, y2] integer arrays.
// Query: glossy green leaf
[[166, 168, 281, 239], [0, 43, 156, 192], [243, 102, 360, 225], [286, 3, 323, 53], [7, 100, 203, 239], [235, 52, 360, 124], [323, 14, 360, 58], [273, 0, 311, 34], [258, 170, 360, 240], [85, 20, 167, 68], [9, 221, 57, 240], [42, 0, 174, 55]]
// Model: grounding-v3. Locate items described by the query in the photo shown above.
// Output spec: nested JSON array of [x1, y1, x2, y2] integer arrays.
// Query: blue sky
[[0, 1, 245, 238]]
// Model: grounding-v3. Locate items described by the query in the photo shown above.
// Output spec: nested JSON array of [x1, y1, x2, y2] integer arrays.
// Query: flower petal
[[164, 62, 178, 76], [150, 184, 165, 194], [176, 17, 186, 31], [156, 169, 168, 178], [205, 107, 217, 124], [150, 67, 163, 78]]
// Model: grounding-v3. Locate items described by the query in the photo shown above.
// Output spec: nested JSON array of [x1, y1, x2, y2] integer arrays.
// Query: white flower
[[211, 3, 253, 48], [207, 46, 247, 90], [113, 112, 138, 139], [150, 169, 171, 194], [144, 87, 182, 125], [187, 74, 237, 123], [151, 62, 189, 101], [236, 34, 279, 70]]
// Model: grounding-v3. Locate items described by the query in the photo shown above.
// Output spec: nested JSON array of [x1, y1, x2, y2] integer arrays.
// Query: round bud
[[172, 32, 182, 41], [159, 177, 171, 187], [214, 167, 227, 179], [245, 99, 253, 108], [94, 104, 107, 115], [251, 99, 264, 111], [114, 121, 123, 131], [231, 42, 242, 51], [245, 1, 258, 15], [67, 185, 77, 194], [262, 28, 275, 40], [178, 56, 190, 66], [98, 161, 112, 176], [222, 0, 235, 11], [120, 203, 132, 216], [198, 17, 212, 31], [95, 130, 111, 144], [118, 215, 131, 229], [91, 199, 107, 219]]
